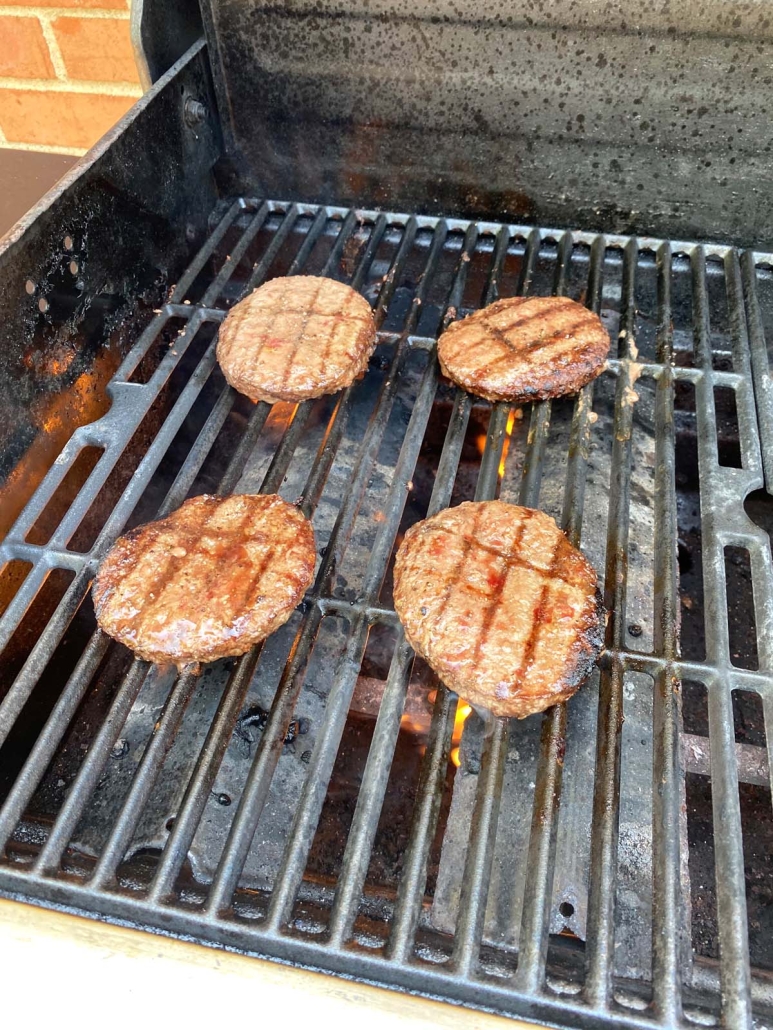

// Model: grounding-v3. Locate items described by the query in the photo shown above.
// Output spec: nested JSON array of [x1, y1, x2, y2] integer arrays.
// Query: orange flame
[[498, 408, 518, 480], [399, 712, 426, 736], [450, 701, 472, 768], [476, 408, 520, 478]]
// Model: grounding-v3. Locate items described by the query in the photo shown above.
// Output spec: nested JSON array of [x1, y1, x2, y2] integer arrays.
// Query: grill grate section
[[0, 198, 772, 1029]]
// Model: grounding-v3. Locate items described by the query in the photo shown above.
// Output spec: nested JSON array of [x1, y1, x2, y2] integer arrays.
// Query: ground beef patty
[[93, 494, 316, 666], [394, 501, 604, 718], [437, 295, 609, 403], [217, 275, 377, 404]]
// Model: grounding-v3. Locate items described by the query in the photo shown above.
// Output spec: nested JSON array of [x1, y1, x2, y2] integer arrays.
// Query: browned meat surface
[[437, 295, 609, 403], [216, 275, 376, 404], [393, 501, 604, 718], [93, 494, 316, 666]]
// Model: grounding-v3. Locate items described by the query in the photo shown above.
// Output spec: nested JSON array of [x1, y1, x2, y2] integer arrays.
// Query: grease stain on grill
[[1, 198, 772, 1026]]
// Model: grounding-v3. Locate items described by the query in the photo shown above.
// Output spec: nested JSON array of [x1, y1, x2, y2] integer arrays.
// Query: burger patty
[[437, 295, 609, 403], [217, 275, 377, 404], [93, 494, 316, 666], [393, 501, 605, 718]]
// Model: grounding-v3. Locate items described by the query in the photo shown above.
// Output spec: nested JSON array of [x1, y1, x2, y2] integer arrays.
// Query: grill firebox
[[2, 194, 773, 1029]]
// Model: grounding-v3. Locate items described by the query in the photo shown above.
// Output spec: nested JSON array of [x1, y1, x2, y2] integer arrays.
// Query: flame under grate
[[0, 198, 773, 1029]]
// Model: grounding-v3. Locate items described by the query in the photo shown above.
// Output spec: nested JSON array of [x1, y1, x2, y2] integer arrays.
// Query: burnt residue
[[234, 704, 303, 754], [0, 42, 221, 505], [210, 0, 773, 243]]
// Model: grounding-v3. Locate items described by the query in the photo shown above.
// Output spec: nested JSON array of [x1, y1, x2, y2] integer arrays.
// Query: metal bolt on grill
[[1, 197, 773, 1030]]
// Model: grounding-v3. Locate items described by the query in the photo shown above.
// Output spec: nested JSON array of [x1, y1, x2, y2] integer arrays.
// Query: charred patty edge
[[438, 348, 607, 404]]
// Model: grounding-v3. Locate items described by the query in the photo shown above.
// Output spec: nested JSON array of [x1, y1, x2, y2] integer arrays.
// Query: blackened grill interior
[[1, 199, 773, 1030]]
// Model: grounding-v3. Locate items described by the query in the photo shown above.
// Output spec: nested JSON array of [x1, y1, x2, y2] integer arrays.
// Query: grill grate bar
[[263, 225, 452, 932], [513, 233, 606, 995], [707, 682, 752, 1028], [649, 241, 683, 1025], [740, 251, 773, 492], [203, 218, 423, 917], [351, 215, 389, 292], [325, 637, 415, 943], [157, 385, 235, 514], [692, 247, 753, 1028], [0, 567, 90, 746], [90, 666, 200, 888], [584, 238, 639, 1010], [450, 231, 541, 978], [32, 660, 151, 875], [385, 388, 474, 962], [450, 711, 509, 977], [147, 644, 264, 902], [319, 209, 361, 281], [200, 201, 271, 307], [0, 631, 118, 854], [239, 204, 304, 297], [326, 222, 481, 946], [287, 207, 329, 276], [561, 236, 605, 540], [169, 200, 244, 303]]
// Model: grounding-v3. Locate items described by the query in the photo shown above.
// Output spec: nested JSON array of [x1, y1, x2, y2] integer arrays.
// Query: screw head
[[184, 97, 207, 127]]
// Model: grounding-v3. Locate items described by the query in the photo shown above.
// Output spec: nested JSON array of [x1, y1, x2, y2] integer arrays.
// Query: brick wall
[[0, 1, 142, 156]]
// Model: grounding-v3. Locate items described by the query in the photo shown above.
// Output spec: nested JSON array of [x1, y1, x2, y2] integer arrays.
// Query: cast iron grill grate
[[1, 197, 772, 1030]]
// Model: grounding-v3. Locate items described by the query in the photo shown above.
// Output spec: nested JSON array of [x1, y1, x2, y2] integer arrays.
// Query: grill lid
[[191, 0, 773, 243]]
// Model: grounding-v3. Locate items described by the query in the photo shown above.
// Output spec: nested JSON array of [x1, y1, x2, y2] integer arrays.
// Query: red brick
[[0, 89, 135, 149], [52, 16, 139, 84], [0, 16, 56, 79], [2, 1, 128, 10]]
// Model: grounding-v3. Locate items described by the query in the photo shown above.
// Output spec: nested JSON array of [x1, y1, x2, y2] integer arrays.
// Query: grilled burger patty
[[394, 501, 604, 718], [217, 275, 377, 404], [93, 494, 316, 666], [437, 295, 609, 403]]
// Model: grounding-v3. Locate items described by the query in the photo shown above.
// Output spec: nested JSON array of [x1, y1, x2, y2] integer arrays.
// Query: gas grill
[[2, 2, 773, 1028]]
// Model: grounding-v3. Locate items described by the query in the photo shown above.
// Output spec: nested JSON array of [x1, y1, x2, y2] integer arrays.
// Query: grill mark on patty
[[471, 314, 603, 381], [320, 290, 365, 372], [278, 277, 326, 390], [111, 498, 225, 631], [441, 300, 573, 362], [472, 509, 532, 665], [429, 507, 485, 650], [221, 533, 279, 629], [510, 532, 565, 691], [243, 281, 291, 377], [131, 500, 254, 642], [526, 314, 602, 351], [95, 494, 316, 665], [249, 305, 373, 369], [243, 305, 371, 323], [393, 501, 603, 719], [478, 302, 574, 356], [438, 296, 608, 404]]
